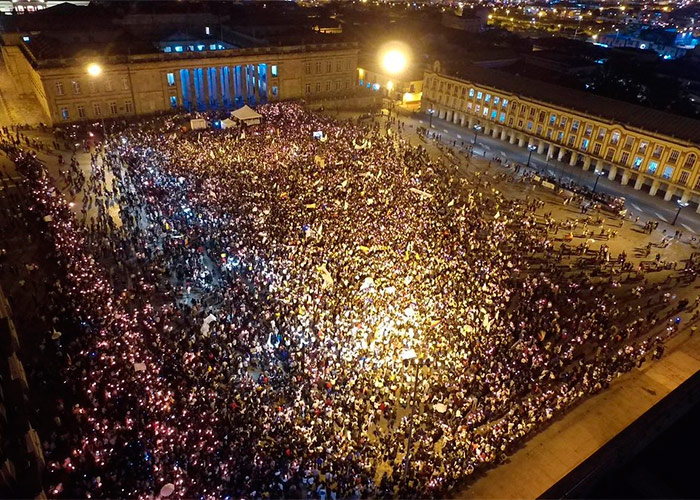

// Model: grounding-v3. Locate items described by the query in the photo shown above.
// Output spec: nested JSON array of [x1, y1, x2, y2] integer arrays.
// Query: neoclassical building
[[422, 61, 700, 211], [1, 33, 358, 125]]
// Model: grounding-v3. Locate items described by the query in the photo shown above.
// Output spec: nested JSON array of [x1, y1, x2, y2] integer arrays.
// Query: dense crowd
[[4, 103, 687, 498]]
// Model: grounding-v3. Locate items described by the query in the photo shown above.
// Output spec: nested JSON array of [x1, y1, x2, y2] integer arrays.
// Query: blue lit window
[[633, 157, 643, 170], [61, 107, 69, 120], [527, 121, 533, 130], [217, 44, 225, 50], [170, 96, 177, 108], [550, 114, 556, 124], [164, 46, 172, 53], [490, 110, 497, 119], [196, 45, 205, 51], [502, 99, 509, 107], [581, 139, 589, 151], [166, 72, 175, 86], [209, 44, 217, 50], [648, 161, 658, 174], [493, 96, 500, 105], [174, 46, 183, 53], [372, 83, 380, 91], [662, 166, 673, 179], [272, 86, 278, 96], [485, 94, 491, 102], [476, 91, 483, 100], [22, 36, 30, 42], [359, 79, 363, 86], [499, 112, 506, 122], [483, 107, 489, 116], [271, 65, 278, 77], [188, 45, 194, 51], [367, 82, 371, 89], [469, 88, 475, 97]]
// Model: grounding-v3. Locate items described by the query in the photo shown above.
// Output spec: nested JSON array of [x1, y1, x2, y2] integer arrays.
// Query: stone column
[[664, 186, 675, 201], [607, 165, 617, 180], [649, 179, 660, 196], [510, 134, 517, 145], [468, 117, 474, 128], [537, 141, 545, 154], [582, 156, 591, 171], [569, 152, 578, 167], [634, 175, 645, 190], [548, 144, 556, 160], [203, 68, 210, 108], [557, 148, 566, 162], [681, 190, 691, 203], [518, 136, 525, 147], [500, 128, 507, 141], [492, 127, 498, 138], [621, 170, 630, 185]]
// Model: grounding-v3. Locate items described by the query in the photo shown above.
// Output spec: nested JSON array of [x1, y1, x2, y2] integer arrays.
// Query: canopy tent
[[221, 118, 237, 129], [231, 105, 262, 126]]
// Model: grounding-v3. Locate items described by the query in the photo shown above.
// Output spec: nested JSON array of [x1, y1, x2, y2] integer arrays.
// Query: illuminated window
[[638, 141, 648, 153], [166, 73, 175, 87], [662, 166, 674, 179], [272, 86, 278, 96], [22, 36, 30, 42], [372, 83, 380, 91], [499, 112, 505, 122], [72, 80, 81, 94], [476, 91, 483, 100], [469, 88, 474, 97], [359, 79, 363, 86], [633, 156, 643, 170], [174, 46, 183, 52], [502, 99, 508, 107], [647, 161, 658, 174], [572, 120, 579, 132], [271, 65, 278, 77], [490, 109, 497, 119], [652, 145, 663, 158], [581, 139, 589, 151], [164, 46, 172, 53], [549, 113, 556, 125], [170, 96, 177, 108], [205, 26, 210, 35], [209, 44, 217, 50], [485, 94, 491, 102], [527, 121, 534, 130], [60, 107, 69, 120], [493, 96, 500, 105]]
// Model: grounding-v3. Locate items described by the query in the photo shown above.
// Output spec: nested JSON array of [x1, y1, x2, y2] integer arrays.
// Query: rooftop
[[438, 62, 700, 145]]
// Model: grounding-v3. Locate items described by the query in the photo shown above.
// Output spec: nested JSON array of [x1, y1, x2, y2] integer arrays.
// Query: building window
[[584, 125, 593, 137], [467, 102, 473, 112], [669, 150, 680, 164], [305, 83, 311, 94], [620, 152, 629, 166], [316, 82, 321, 92], [638, 141, 648, 153], [89, 81, 97, 94], [125, 101, 133, 113], [271, 65, 278, 77], [652, 145, 663, 158], [326, 80, 331, 91], [517, 119, 523, 128], [93, 103, 101, 116], [679, 170, 691, 185], [345, 80, 350, 89], [468, 88, 474, 98], [164, 46, 172, 53], [581, 139, 589, 151], [174, 46, 183, 53], [105, 80, 113, 92], [567, 135, 575, 146], [170, 95, 177, 108], [648, 161, 658, 174], [167, 72, 175, 87], [502, 99, 509, 107], [572, 120, 579, 132], [633, 156, 643, 170], [335, 80, 341, 91], [593, 143, 602, 155], [485, 94, 491, 102], [527, 121, 534, 130], [493, 96, 500, 105], [359, 79, 363, 87], [685, 154, 697, 169], [305, 63, 311, 74], [475, 105, 481, 114], [662, 166, 674, 179], [205, 26, 210, 35], [272, 86, 278, 96], [77, 104, 85, 118], [121, 77, 129, 90], [624, 136, 634, 150], [597, 127, 606, 140], [72, 80, 81, 94], [499, 112, 505, 123], [476, 91, 483, 100], [60, 107, 69, 120], [109, 101, 118, 115], [560, 116, 568, 127], [605, 148, 615, 161], [538, 111, 546, 123], [549, 113, 556, 125], [315, 61, 321, 73], [209, 44, 217, 51], [611, 131, 620, 145], [557, 131, 564, 142], [536, 125, 543, 135], [55, 81, 64, 96]]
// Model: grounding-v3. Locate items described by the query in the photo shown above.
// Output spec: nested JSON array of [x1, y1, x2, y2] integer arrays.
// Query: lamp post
[[526, 144, 537, 167], [472, 124, 482, 144], [592, 169, 605, 193], [428, 107, 435, 128], [672, 200, 689, 226], [86, 63, 106, 136], [399, 349, 428, 488]]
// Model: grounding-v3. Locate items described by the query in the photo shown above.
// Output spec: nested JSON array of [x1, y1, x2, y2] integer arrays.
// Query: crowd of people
[[3, 103, 692, 498]]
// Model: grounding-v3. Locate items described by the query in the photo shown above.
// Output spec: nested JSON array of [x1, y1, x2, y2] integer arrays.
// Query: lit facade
[[422, 62, 700, 211], [1, 34, 358, 125]]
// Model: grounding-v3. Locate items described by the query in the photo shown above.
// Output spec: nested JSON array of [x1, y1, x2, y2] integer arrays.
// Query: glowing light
[[382, 50, 407, 74], [87, 63, 102, 77]]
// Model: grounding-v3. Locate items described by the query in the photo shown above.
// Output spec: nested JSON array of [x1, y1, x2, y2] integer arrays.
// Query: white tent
[[221, 118, 237, 129], [231, 105, 262, 126]]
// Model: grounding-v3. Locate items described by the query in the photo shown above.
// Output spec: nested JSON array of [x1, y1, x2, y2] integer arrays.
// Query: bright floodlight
[[383, 50, 407, 74], [87, 63, 102, 77]]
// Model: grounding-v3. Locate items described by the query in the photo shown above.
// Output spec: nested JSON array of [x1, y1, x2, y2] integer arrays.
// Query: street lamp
[[428, 107, 435, 128], [672, 200, 689, 226], [381, 49, 408, 75], [399, 348, 428, 488], [86, 63, 106, 136], [526, 144, 537, 167], [592, 169, 605, 193], [473, 124, 482, 144]]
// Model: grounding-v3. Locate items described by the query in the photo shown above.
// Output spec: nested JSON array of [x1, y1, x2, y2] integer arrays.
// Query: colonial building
[[422, 60, 700, 212], [1, 32, 357, 125]]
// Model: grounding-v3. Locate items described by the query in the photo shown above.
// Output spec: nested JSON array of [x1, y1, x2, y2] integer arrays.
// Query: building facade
[[1, 34, 358, 125], [422, 61, 700, 212]]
